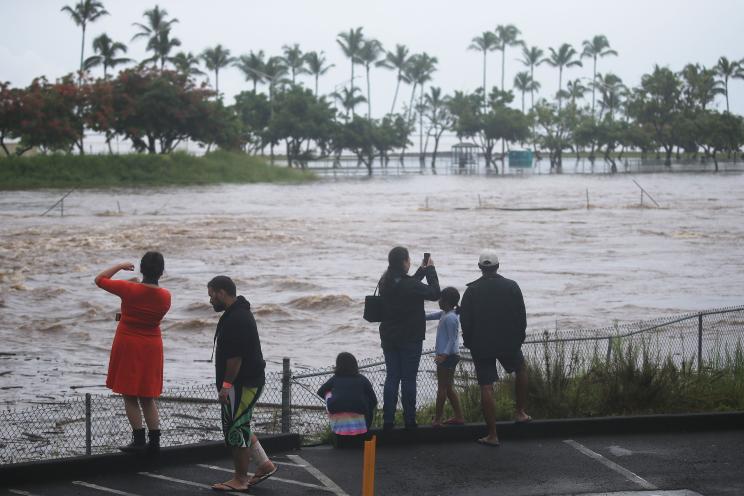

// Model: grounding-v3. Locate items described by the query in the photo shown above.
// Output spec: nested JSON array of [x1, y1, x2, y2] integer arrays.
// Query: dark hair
[[207, 275, 237, 297], [334, 352, 359, 377], [440, 286, 461, 314], [379, 246, 410, 293], [140, 251, 164, 282]]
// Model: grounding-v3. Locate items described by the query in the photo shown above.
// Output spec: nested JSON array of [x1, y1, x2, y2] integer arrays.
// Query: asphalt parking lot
[[3, 430, 743, 495]]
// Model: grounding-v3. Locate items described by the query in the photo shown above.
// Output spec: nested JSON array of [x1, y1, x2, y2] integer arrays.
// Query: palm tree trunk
[[419, 85, 424, 167], [530, 66, 535, 111], [366, 65, 372, 119], [725, 78, 730, 112], [558, 67, 564, 112], [501, 45, 506, 92], [521, 90, 525, 113], [482, 50, 487, 108], [215, 70, 220, 96], [253, 80, 257, 92], [315, 75, 319, 98], [79, 25, 86, 76], [390, 75, 401, 114], [591, 56, 597, 119], [407, 83, 418, 122], [350, 61, 355, 115]]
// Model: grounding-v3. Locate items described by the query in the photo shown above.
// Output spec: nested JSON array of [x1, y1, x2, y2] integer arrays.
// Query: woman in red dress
[[95, 252, 171, 453]]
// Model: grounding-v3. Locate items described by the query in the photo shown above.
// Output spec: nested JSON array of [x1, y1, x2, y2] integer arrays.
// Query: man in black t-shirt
[[207, 276, 277, 492]]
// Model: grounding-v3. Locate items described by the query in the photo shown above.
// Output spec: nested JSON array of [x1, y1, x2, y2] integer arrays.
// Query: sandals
[[476, 437, 501, 447], [443, 418, 465, 425], [211, 481, 249, 492], [248, 466, 278, 488]]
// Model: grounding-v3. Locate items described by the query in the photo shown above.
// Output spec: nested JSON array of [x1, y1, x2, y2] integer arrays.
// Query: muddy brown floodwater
[[1, 173, 743, 408]]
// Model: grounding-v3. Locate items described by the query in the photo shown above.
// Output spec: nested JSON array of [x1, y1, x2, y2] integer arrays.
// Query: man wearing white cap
[[460, 250, 529, 447]]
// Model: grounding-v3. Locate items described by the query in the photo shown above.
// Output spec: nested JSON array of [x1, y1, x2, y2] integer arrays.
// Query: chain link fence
[[2, 305, 743, 465]]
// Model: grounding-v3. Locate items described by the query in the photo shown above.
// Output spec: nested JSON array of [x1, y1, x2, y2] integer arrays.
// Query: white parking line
[[9, 490, 41, 496], [564, 439, 657, 490], [287, 454, 350, 496], [72, 481, 141, 495], [138, 472, 244, 495], [272, 460, 305, 467], [573, 491, 703, 496], [196, 463, 331, 491]]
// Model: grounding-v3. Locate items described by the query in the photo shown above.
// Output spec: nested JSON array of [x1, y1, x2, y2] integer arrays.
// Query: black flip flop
[[249, 466, 278, 488], [211, 482, 248, 492], [476, 438, 500, 447]]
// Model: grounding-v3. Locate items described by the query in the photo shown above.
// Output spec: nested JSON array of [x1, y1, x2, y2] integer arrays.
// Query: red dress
[[97, 278, 172, 397]]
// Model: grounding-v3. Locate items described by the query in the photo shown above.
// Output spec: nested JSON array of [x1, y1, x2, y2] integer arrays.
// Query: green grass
[[0, 151, 315, 190]]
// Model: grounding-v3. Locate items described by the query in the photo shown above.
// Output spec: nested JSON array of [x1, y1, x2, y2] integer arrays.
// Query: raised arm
[[409, 264, 441, 301], [95, 262, 134, 286]]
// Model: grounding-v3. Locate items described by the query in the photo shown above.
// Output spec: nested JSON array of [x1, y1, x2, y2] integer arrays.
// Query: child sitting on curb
[[317, 352, 378, 435]]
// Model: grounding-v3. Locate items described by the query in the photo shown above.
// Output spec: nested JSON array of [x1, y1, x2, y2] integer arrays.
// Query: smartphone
[[423, 252, 431, 265], [115, 312, 121, 322]]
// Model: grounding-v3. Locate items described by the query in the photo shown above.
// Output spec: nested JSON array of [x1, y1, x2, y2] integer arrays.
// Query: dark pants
[[382, 340, 423, 426]]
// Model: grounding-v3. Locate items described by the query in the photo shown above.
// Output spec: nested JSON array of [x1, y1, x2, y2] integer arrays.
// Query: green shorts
[[221, 384, 263, 448]]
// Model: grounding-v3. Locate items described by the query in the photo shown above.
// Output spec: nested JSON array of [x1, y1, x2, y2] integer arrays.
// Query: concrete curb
[[0, 433, 300, 487], [333, 411, 744, 448]]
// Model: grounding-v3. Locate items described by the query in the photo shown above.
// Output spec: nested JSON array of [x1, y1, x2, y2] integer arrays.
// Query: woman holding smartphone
[[378, 246, 440, 430], [95, 252, 171, 454]]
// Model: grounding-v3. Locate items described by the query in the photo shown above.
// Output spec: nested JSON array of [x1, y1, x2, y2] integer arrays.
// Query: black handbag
[[363, 284, 385, 323]]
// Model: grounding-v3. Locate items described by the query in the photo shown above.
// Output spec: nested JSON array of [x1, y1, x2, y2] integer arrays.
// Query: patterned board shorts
[[221, 384, 263, 448]]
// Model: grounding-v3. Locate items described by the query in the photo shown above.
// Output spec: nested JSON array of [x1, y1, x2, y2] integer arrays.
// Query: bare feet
[[515, 411, 532, 423], [211, 478, 249, 491]]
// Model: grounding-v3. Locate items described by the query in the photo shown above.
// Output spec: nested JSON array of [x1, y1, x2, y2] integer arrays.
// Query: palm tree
[[305, 51, 334, 97], [61, 0, 109, 75], [406, 53, 438, 163], [494, 24, 524, 92], [468, 31, 499, 108], [202, 44, 234, 96], [332, 87, 367, 118], [595, 73, 626, 120], [357, 39, 384, 118], [513, 71, 536, 113], [281, 44, 307, 85], [83, 34, 130, 78], [378, 44, 411, 114], [716, 57, 741, 112], [581, 35, 618, 118], [336, 27, 365, 112], [520, 45, 544, 110], [262, 56, 289, 99], [172, 51, 205, 78], [545, 43, 583, 111], [565, 78, 587, 106], [235, 51, 266, 92], [132, 6, 178, 68]]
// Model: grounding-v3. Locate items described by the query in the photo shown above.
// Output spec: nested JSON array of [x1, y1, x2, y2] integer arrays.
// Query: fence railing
[[1, 305, 743, 465]]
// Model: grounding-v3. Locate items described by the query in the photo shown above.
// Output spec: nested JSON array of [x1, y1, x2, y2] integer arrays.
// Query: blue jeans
[[382, 340, 423, 426]]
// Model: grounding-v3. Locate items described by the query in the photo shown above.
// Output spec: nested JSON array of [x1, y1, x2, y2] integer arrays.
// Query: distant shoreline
[[0, 151, 315, 190]]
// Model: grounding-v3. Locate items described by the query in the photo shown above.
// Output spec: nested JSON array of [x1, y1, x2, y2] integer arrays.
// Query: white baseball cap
[[478, 250, 499, 268]]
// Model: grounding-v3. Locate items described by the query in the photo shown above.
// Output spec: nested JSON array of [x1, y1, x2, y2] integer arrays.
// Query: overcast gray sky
[[2, 0, 744, 117]]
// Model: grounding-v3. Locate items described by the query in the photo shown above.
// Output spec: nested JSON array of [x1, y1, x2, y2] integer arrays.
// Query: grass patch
[[0, 151, 315, 189]]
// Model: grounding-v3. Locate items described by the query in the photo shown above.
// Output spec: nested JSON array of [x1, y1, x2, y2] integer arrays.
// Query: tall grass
[[416, 337, 744, 424], [0, 151, 315, 189]]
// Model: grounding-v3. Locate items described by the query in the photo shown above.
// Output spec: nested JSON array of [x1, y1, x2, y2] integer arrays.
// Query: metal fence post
[[281, 358, 291, 433], [698, 313, 703, 372], [85, 393, 92, 456], [606, 337, 613, 361]]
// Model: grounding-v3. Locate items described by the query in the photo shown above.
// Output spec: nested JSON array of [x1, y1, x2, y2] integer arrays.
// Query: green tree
[[304, 51, 334, 97], [172, 52, 205, 78], [565, 78, 587, 107], [378, 44, 411, 114], [336, 27, 365, 113], [679, 63, 724, 112], [267, 86, 336, 167], [61, 0, 109, 75], [358, 39, 384, 118], [520, 45, 544, 111], [626, 65, 683, 166], [0, 82, 22, 156], [132, 6, 180, 69], [715, 57, 742, 113], [581, 35, 618, 118], [281, 44, 307, 85], [423, 86, 453, 172], [332, 86, 366, 119], [233, 90, 271, 153], [234, 51, 266, 92], [544, 44, 583, 111], [696, 111, 744, 170], [405, 53, 438, 165], [533, 101, 573, 171], [595, 73, 626, 120], [202, 44, 235, 96], [514, 71, 539, 113], [468, 31, 499, 108], [494, 24, 523, 92], [84, 34, 131, 78]]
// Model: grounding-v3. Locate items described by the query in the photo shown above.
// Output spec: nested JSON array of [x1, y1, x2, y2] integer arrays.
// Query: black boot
[[120, 428, 146, 453], [147, 429, 161, 455]]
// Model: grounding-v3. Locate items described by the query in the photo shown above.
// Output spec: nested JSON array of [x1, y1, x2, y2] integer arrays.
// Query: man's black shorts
[[473, 350, 525, 385]]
